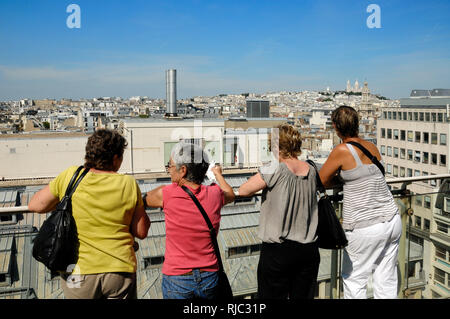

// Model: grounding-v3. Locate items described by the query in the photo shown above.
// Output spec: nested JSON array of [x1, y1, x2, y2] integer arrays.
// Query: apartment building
[[377, 89, 450, 298]]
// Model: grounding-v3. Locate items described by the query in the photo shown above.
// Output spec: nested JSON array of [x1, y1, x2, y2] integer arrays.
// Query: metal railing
[[0, 174, 449, 299]]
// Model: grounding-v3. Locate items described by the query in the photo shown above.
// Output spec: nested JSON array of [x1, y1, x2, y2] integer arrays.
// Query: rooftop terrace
[[0, 172, 449, 299]]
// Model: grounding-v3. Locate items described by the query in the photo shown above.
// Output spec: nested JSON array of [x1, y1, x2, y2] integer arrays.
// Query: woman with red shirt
[[144, 142, 235, 299]]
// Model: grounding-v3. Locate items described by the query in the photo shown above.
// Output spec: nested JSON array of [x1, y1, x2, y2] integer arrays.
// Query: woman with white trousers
[[319, 105, 402, 299]]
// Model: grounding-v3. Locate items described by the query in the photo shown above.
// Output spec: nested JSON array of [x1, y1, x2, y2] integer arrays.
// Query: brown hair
[[84, 129, 128, 171], [331, 105, 359, 138], [270, 124, 302, 158]]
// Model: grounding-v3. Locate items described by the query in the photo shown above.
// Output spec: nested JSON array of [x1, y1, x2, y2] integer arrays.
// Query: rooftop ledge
[[1, 174, 450, 215]]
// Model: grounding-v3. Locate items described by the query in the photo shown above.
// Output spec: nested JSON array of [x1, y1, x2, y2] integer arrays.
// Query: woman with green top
[[29, 129, 150, 299]]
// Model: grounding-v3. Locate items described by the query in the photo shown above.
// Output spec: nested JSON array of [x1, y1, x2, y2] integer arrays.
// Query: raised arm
[[144, 185, 164, 208], [28, 184, 59, 214], [238, 173, 267, 197], [211, 165, 235, 205]]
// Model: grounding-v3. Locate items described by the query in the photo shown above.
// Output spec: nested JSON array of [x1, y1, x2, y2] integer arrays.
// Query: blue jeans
[[162, 269, 219, 299]]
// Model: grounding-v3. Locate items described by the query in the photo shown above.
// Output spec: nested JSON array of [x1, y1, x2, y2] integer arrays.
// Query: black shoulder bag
[[306, 160, 348, 250], [346, 141, 385, 175], [32, 166, 90, 272], [181, 185, 233, 300]]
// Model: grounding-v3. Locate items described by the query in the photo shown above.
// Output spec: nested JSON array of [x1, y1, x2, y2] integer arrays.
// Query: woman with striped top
[[319, 106, 402, 299]]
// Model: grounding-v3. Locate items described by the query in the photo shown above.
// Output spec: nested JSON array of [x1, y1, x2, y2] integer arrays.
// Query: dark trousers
[[257, 240, 320, 299]]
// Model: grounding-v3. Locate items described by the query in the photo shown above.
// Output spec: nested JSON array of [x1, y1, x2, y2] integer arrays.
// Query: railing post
[[395, 188, 411, 299], [329, 195, 342, 299], [330, 249, 338, 299]]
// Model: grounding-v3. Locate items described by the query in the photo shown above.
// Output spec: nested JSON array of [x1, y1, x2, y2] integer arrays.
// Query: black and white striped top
[[340, 144, 398, 231]]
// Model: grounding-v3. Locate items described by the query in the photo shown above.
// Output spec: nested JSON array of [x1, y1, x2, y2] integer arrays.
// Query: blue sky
[[0, 0, 449, 100]]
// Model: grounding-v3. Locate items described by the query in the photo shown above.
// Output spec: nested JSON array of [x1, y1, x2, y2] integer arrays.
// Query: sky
[[0, 0, 449, 100]]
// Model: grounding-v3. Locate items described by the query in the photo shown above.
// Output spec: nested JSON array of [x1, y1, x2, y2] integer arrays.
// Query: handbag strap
[[65, 166, 90, 198], [306, 160, 325, 194], [181, 185, 225, 272], [346, 141, 385, 175]]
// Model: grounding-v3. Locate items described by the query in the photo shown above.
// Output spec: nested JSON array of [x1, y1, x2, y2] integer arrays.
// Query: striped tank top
[[339, 144, 398, 231]]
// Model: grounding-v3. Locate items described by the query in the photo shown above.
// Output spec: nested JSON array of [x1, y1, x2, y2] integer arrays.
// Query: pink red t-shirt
[[162, 183, 225, 276]]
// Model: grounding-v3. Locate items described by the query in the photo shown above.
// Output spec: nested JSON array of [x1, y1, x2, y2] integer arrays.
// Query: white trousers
[[342, 214, 402, 299]]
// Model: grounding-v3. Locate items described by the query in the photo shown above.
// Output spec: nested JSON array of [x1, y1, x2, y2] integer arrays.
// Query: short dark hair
[[84, 129, 127, 171], [331, 106, 359, 138]]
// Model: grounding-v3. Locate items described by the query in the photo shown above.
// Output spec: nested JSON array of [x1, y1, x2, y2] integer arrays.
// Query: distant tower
[[361, 81, 370, 102], [346, 80, 352, 93], [354, 80, 360, 92], [360, 81, 373, 116], [165, 69, 178, 118]]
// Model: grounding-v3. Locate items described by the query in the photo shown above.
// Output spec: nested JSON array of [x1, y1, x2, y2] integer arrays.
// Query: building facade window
[[423, 152, 429, 164], [400, 148, 405, 159], [432, 153, 438, 165], [415, 131, 421, 143], [407, 131, 413, 142], [415, 216, 422, 228], [393, 129, 399, 140], [394, 147, 399, 158], [381, 128, 386, 138], [424, 218, 430, 231], [423, 132, 429, 143], [380, 145, 386, 155], [387, 146, 392, 157], [422, 171, 428, 184], [419, 112, 424, 121], [400, 130, 406, 141], [436, 221, 448, 235], [430, 174, 437, 187], [414, 151, 421, 162], [415, 195, 422, 206], [440, 134, 447, 145], [431, 133, 438, 145], [228, 244, 261, 258], [435, 245, 448, 261], [424, 196, 431, 209], [440, 154, 447, 166], [143, 256, 164, 269], [387, 129, 392, 139], [407, 149, 413, 161], [425, 112, 430, 122], [434, 267, 446, 286]]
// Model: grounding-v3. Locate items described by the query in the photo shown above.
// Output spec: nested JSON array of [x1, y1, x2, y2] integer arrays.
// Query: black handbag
[[181, 185, 233, 300], [306, 160, 348, 250], [32, 166, 90, 272]]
